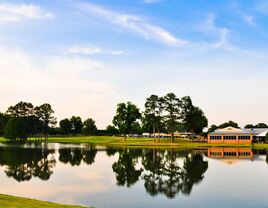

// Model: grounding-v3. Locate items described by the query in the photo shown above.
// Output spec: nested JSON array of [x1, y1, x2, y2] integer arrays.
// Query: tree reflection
[[58, 145, 97, 166], [142, 149, 208, 198], [112, 148, 208, 198], [0, 145, 56, 182], [112, 149, 143, 187]]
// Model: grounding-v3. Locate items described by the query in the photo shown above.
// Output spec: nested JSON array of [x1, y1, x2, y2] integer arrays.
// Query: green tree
[[218, 120, 239, 129], [181, 96, 208, 136], [265, 131, 268, 142], [255, 123, 268, 128], [59, 118, 72, 135], [34, 103, 56, 139], [83, 118, 97, 135], [244, 124, 255, 128], [6, 101, 34, 117], [112, 102, 141, 141], [207, 124, 218, 133], [106, 125, 119, 135], [163, 93, 181, 142], [4, 117, 29, 140], [0, 113, 10, 136], [70, 116, 83, 135]]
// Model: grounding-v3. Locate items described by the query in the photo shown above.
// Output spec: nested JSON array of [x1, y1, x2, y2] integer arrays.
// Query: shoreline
[[1, 136, 268, 149]]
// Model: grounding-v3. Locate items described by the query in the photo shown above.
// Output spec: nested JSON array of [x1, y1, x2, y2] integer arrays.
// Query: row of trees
[[112, 93, 208, 142], [0, 102, 56, 140], [208, 120, 268, 133], [0, 94, 208, 141], [59, 117, 97, 136]]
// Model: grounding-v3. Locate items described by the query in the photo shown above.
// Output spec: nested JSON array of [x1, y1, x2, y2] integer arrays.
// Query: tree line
[[112, 93, 208, 142], [0, 93, 208, 141]]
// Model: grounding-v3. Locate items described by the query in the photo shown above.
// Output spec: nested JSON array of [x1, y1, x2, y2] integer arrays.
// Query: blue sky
[[1, 0, 268, 128]]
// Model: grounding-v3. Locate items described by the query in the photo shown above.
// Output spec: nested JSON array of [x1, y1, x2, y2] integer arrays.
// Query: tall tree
[[34, 104, 56, 139], [112, 102, 141, 141], [6, 101, 34, 117], [0, 113, 10, 136], [181, 96, 208, 136], [163, 93, 181, 142], [70, 116, 83, 135], [83, 118, 97, 136], [59, 118, 72, 135], [106, 125, 119, 135], [144, 95, 159, 142], [4, 117, 29, 140]]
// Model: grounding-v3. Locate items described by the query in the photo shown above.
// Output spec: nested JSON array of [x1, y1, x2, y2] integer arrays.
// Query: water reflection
[[1, 143, 268, 203], [0, 144, 55, 181], [59, 145, 97, 166]]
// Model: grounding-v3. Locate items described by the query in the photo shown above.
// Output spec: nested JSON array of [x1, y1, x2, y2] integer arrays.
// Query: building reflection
[[207, 148, 253, 160]]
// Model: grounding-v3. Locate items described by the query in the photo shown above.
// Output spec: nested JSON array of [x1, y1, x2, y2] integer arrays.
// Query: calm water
[[0, 143, 268, 208]]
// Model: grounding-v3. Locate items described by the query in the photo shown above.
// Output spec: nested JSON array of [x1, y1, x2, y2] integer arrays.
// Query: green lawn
[[0, 194, 87, 208], [0, 136, 266, 148]]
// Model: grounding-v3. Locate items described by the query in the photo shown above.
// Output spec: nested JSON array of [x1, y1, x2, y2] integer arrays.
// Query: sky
[[1, 0, 268, 129]]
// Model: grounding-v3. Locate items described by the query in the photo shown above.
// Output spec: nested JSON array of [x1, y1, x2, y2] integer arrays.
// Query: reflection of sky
[[0, 146, 268, 208]]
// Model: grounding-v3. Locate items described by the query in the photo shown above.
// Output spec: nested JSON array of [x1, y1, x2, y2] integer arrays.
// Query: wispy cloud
[[78, 2, 187, 46], [66, 45, 125, 56], [0, 3, 53, 23], [143, 0, 160, 3], [200, 13, 231, 49]]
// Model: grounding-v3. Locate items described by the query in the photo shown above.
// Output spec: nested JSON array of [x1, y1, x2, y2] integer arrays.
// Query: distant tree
[[112, 102, 141, 141], [4, 117, 29, 140], [266, 132, 268, 142], [181, 96, 208, 136], [83, 118, 97, 136], [6, 101, 34, 117], [34, 104, 56, 139], [218, 121, 239, 129], [59, 118, 72, 135], [244, 124, 255, 128], [106, 125, 119, 135], [144, 95, 160, 142], [163, 93, 181, 142], [70, 116, 83, 135], [207, 124, 218, 133], [255, 123, 268, 128], [0, 113, 10, 136], [130, 122, 142, 135]]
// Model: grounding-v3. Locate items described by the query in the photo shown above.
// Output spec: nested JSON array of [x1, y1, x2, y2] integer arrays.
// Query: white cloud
[[0, 46, 121, 128], [79, 2, 187, 46], [66, 45, 125, 56], [67, 45, 102, 55], [201, 13, 231, 49], [0, 3, 53, 23], [243, 15, 255, 26], [143, 0, 160, 3]]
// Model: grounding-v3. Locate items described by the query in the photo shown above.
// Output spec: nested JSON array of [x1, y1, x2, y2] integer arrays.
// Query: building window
[[223, 136, 236, 140], [238, 136, 250, 140]]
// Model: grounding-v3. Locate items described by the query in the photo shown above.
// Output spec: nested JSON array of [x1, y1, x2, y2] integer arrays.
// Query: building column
[[236, 135, 239, 144], [221, 135, 224, 144]]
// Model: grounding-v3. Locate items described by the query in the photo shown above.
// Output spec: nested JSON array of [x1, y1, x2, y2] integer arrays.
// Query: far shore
[[1, 136, 268, 149]]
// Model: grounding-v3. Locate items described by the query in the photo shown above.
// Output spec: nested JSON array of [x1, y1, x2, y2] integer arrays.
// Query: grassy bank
[[0, 194, 87, 208], [0, 136, 263, 148]]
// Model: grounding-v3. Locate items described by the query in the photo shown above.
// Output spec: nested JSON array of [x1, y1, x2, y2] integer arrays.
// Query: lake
[[0, 143, 268, 208]]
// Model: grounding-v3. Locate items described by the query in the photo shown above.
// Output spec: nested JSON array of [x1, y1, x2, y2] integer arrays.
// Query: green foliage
[[181, 96, 208, 135], [0, 113, 10, 136], [6, 101, 34, 117], [34, 103, 57, 137], [266, 131, 268, 142], [4, 117, 29, 140], [59, 118, 72, 134], [163, 93, 181, 142], [83, 118, 97, 135], [112, 102, 141, 139], [70, 116, 83, 134], [208, 124, 218, 133], [106, 125, 119, 135], [244, 124, 255, 128], [218, 120, 239, 129]]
